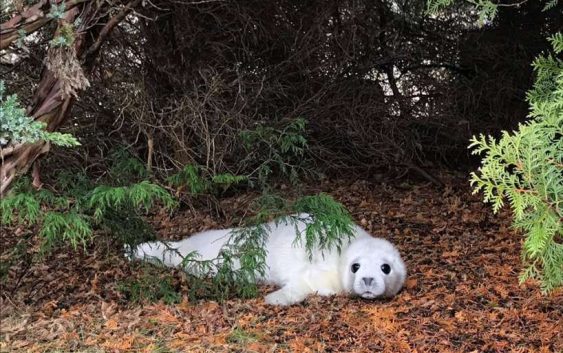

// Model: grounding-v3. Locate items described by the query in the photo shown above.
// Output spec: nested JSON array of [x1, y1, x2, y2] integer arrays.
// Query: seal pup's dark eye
[[381, 264, 391, 274], [351, 263, 360, 273]]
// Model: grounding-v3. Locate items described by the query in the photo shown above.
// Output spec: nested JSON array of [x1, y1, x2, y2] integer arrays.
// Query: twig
[[82, 0, 142, 64]]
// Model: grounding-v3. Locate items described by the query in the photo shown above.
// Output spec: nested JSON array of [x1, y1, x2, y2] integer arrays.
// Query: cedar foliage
[[470, 33, 563, 292], [0, 81, 79, 147], [0, 152, 176, 252], [427, 0, 562, 293]]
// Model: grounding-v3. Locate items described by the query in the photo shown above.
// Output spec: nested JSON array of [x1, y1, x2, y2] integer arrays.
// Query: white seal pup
[[128, 214, 406, 306]]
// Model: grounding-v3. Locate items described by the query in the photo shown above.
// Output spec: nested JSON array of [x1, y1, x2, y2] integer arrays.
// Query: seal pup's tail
[[125, 228, 234, 269]]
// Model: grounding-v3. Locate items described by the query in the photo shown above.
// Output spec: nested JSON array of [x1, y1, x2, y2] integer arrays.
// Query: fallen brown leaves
[[1, 176, 562, 352]]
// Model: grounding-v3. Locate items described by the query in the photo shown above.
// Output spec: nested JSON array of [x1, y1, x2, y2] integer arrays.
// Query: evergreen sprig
[[168, 164, 247, 195], [0, 81, 80, 147], [40, 211, 92, 251], [0, 190, 42, 225], [290, 193, 356, 260], [427, 0, 558, 25], [0, 178, 94, 251], [108, 148, 149, 183], [89, 181, 177, 221], [240, 117, 310, 186]]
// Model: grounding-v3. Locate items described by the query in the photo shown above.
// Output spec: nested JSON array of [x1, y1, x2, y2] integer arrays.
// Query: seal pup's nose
[[362, 277, 374, 286]]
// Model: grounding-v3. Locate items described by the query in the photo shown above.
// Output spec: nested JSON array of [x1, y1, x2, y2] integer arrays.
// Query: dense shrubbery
[[1, 131, 356, 300], [1, 0, 562, 299]]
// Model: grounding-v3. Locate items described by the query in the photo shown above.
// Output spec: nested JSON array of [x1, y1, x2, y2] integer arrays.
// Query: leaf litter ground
[[1, 177, 561, 352]]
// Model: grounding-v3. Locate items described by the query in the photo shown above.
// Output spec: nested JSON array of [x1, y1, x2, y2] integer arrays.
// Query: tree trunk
[[0, 0, 140, 195]]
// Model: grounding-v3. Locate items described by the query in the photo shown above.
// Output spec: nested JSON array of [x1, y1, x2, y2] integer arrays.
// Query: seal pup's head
[[340, 235, 406, 299]]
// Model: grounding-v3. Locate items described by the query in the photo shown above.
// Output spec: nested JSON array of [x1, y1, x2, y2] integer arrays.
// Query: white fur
[[128, 214, 406, 305]]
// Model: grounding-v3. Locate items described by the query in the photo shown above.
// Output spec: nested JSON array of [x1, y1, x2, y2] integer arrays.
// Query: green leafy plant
[[290, 193, 356, 260], [240, 117, 310, 186], [427, 0, 497, 25], [0, 178, 93, 252], [168, 164, 209, 194], [469, 33, 563, 292], [108, 148, 149, 183], [89, 181, 176, 220], [46, 2, 66, 20], [117, 266, 181, 305], [168, 163, 247, 195], [0, 81, 80, 147], [213, 221, 270, 299], [49, 22, 75, 48], [0, 150, 177, 253]]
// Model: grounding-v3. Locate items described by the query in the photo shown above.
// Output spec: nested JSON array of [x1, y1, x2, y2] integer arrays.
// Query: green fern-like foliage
[[212, 223, 270, 299], [0, 149, 177, 253], [426, 0, 454, 14], [0, 80, 80, 147], [211, 173, 248, 192], [168, 163, 247, 195], [0, 190, 41, 225], [427, 0, 558, 24], [168, 164, 209, 194], [89, 181, 177, 221], [40, 211, 92, 252], [87, 180, 177, 245], [240, 117, 310, 186], [469, 33, 563, 293], [85, 150, 177, 244], [0, 178, 94, 251], [290, 193, 356, 260], [108, 148, 149, 184]]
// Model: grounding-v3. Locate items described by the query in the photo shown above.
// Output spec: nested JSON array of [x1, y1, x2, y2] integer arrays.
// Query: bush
[[470, 33, 562, 292], [167, 163, 247, 196], [239, 117, 310, 187]]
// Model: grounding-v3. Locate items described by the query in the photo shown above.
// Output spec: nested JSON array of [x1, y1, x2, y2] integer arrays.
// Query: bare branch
[[82, 0, 142, 63], [0, 0, 89, 50]]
